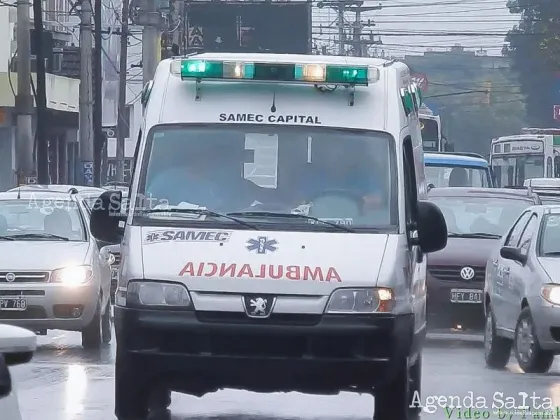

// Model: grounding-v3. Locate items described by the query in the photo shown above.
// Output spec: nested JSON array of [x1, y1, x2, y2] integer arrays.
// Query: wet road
[[11, 331, 560, 420]]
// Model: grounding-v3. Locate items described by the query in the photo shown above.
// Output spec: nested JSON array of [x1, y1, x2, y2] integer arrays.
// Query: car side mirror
[[100, 245, 119, 266], [416, 201, 447, 253], [0, 325, 37, 367], [90, 191, 124, 244], [500, 246, 527, 265]]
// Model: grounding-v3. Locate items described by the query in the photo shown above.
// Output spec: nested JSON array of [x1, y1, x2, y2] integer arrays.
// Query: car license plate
[[0, 297, 28, 311], [450, 289, 482, 304], [111, 269, 119, 280]]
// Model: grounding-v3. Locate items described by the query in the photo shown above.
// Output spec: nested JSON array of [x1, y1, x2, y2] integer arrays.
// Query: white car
[[0, 324, 37, 420], [0, 188, 113, 348]]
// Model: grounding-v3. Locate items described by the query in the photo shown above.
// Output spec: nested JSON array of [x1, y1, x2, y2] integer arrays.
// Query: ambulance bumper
[[115, 306, 423, 394]]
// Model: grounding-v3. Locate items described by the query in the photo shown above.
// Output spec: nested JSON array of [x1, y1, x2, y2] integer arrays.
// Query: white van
[[89, 53, 447, 420]]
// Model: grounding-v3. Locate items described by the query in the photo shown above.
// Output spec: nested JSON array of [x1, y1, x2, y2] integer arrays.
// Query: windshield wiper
[[226, 211, 355, 232], [0, 236, 15, 241], [448, 232, 501, 239], [143, 208, 258, 230], [543, 251, 560, 256], [9, 233, 70, 241]]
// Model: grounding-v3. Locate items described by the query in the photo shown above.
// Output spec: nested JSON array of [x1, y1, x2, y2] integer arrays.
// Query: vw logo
[[460, 266, 475, 281], [5, 272, 16, 282]]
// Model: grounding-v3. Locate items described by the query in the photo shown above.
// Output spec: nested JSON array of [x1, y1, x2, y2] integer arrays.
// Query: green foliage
[[412, 59, 526, 155], [504, 0, 559, 126]]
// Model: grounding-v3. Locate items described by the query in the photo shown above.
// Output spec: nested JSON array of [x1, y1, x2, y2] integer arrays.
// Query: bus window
[[507, 166, 514, 186], [547, 157, 553, 177], [493, 165, 501, 187], [555, 156, 560, 178]]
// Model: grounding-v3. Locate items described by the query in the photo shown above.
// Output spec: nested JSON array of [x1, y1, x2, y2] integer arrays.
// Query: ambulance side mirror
[[417, 201, 447, 253], [90, 191, 124, 244]]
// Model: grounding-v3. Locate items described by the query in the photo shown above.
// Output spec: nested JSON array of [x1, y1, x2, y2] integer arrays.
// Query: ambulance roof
[[180, 52, 394, 67], [145, 54, 415, 134]]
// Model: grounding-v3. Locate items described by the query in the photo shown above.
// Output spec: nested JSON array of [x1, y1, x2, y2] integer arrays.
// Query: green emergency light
[[179, 59, 377, 86]]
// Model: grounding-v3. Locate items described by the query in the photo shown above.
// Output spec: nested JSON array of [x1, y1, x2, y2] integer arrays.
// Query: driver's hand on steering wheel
[[363, 193, 382, 212]]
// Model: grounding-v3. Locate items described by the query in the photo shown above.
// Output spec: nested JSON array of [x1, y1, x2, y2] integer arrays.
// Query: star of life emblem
[[242, 295, 276, 318]]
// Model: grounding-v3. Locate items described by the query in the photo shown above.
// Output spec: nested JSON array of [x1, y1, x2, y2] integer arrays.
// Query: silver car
[[523, 178, 560, 204], [0, 189, 113, 348], [484, 204, 560, 373]]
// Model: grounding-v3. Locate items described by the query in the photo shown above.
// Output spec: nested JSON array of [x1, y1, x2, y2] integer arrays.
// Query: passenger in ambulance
[[145, 141, 264, 210]]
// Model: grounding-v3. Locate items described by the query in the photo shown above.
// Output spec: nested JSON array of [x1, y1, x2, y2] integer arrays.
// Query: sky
[[314, 0, 520, 57]]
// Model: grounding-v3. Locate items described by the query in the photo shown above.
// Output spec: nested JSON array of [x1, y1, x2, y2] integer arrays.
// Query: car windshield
[[135, 124, 398, 231], [540, 215, 560, 256], [0, 199, 86, 241], [429, 195, 532, 237], [425, 165, 490, 188]]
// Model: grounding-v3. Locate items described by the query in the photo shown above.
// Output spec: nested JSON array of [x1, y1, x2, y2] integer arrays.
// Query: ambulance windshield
[[136, 124, 397, 231]]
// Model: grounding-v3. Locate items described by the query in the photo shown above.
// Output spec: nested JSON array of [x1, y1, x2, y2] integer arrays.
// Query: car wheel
[[484, 306, 512, 369], [81, 300, 102, 349], [374, 355, 421, 420], [115, 353, 149, 420], [514, 307, 554, 373], [101, 300, 112, 344]]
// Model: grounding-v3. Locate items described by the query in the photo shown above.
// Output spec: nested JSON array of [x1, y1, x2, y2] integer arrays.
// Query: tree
[[504, 0, 560, 127]]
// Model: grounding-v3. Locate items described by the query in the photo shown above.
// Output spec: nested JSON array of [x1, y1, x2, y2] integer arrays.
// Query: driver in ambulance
[[299, 143, 384, 212]]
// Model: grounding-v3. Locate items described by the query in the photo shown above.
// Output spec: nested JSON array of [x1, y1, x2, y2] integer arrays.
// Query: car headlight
[[51, 266, 93, 285], [126, 281, 193, 309], [541, 284, 560, 305], [325, 288, 394, 313]]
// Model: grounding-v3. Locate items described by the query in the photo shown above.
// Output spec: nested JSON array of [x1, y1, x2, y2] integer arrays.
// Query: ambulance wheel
[[373, 355, 421, 420], [115, 353, 150, 420], [82, 300, 102, 349], [101, 300, 112, 344]]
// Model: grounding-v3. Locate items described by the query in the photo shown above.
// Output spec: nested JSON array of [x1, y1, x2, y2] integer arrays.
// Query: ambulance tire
[[81, 300, 102, 349], [101, 300, 112, 344], [373, 355, 421, 420], [115, 354, 150, 420]]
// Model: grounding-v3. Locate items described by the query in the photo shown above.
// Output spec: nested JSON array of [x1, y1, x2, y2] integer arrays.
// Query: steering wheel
[[308, 189, 365, 215]]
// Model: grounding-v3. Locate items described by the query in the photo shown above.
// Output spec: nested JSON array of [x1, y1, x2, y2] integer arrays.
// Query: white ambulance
[[89, 53, 447, 420]]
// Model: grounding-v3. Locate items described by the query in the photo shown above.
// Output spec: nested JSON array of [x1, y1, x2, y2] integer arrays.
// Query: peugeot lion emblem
[[5, 272, 16, 282], [460, 266, 475, 281], [242, 295, 276, 318]]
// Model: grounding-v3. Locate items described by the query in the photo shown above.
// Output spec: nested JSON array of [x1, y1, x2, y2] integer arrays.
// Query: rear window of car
[[429, 195, 533, 237]]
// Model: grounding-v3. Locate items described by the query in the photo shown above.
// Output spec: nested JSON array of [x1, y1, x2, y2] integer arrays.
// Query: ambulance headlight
[[126, 281, 193, 308], [325, 288, 394, 313]]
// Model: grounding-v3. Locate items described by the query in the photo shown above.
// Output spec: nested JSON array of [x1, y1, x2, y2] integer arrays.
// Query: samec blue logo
[[246, 237, 278, 254]]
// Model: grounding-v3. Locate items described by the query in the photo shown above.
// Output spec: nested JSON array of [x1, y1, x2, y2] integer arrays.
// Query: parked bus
[[490, 130, 560, 187]]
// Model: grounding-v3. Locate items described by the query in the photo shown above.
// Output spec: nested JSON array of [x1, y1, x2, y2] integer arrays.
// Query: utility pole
[[138, 0, 161, 84], [33, 0, 48, 184], [15, 0, 34, 185], [316, 0, 382, 57], [93, 0, 103, 186], [116, 0, 129, 182], [79, 0, 94, 186], [337, 4, 345, 55]]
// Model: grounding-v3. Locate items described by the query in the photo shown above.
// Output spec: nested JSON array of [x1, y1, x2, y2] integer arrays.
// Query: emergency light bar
[[178, 59, 378, 86]]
